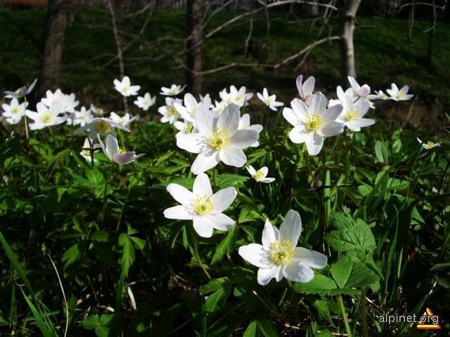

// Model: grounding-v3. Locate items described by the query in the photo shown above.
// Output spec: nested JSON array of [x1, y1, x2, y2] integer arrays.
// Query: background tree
[[186, 0, 203, 96], [339, 0, 361, 81]]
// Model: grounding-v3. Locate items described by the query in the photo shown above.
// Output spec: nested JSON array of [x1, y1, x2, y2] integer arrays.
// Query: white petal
[[259, 166, 268, 176], [305, 132, 324, 156], [262, 219, 279, 249], [289, 127, 307, 144], [195, 107, 214, 134], [219, 148, 246, 167], [247, 165, 256, 175], [210, 187, 237, 213], [176, 133, 203, 154], [191, 152, 220, 174], [218, 103, 240, 133], [193, 217, 214, 238], [310, 92, 327, 115], [193, 173, 213, 196], [239, 244, 273, 268], [319, 122, 344, 137], [291, 99, 308, 120], [280, 210, 302, 246], [260, 177, 275, 183], [257, 265, 282, 285], [206, 213, 235, 230], [163, 206, 193, 220], [230, 130, 259, 149], [323, 104, 343, 122], [167, 183, 193, 205], [302, 76, 315, 97], [294, 247, 328, 269], [283, 262, 314, 283], [283, 107, 299, 127]]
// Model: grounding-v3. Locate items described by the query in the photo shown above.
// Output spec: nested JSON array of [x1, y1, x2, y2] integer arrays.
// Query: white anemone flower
[[238, 113, 263, 147], [283, 92, 344, 156], [335, 92, 375, 132], [219, 85, 253, 107], [90, 104, 107, 116], [386, 84, 413, 101], [160, 84, 185, 96], [417, 138, 441, 150], [163, 173, 237, 238], [61, 93, 79, 113], [174, 120, 196, 137], [73, 106, 93, 127], [212, 100, 227, 115], [74, 117, 130, 139], [2, 98, 27, 124], [26, 102, 66, 130], [174, 93, 211, 123], [296, 75, 315, 104], [134, 93, 156, 111], [109, 112, 136, 128], [176, 103, 259, 174], [247, 165, 275, 183], [41, 89, 65, 108], [348, 76, 371, 99], [98, 134, 143, 165], [158, 97, 183, 124], [368, 90, 390, 101], [113, 76, 140, 97], [257, 88, 284, 111], [238, 210, 327, 285]]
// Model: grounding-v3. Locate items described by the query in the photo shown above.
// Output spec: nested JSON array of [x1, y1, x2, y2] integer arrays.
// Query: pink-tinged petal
[[280, 210, 302, 246], [193, 217, 214, 238], [206, 213, 235, 231], [163, 205, 193, 220], [230, 130, 259, 149], [296, 75, 304, 96], [305, 132, 324, 156], [283, 262, 314, 283], [219, 148, 246, 167], [360, 84, 370, 98], [193, 173, 213, 196], [239, 244, 273, 268], [166, 183, 193, 205], [210, 187, 237, 213], [302, 76, 315, 98], [191, 152, 220, 174], [294, 248, 327, 269], [113, 152, 138, 164], [257, 265, 283, 285], [262, 219, 279, 249]]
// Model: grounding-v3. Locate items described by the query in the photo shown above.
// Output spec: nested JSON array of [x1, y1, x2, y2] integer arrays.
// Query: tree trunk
[[427, 0, 437, 69], [186, 0, 203, 96], [38, 0, 68, 97], [339, 0, 361, 82]]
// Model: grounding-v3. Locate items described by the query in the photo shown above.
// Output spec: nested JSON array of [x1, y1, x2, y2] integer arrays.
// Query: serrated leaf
[[294, 275, 360, 295], [216, 174, 248, 188], [82, 315, 100, 329], [330, 259, 352, 289]]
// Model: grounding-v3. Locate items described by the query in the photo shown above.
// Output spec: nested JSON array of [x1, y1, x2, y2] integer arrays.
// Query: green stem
[[193, 235, 211, 280], [338, 295, 352, 337]]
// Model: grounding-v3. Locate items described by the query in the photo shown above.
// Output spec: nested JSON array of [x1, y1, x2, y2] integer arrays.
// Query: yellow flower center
[[193, 195, 213, 215], [170, 87, 178, 94], [118, 148, 127, 154], [95, 120, 112, 135], [426, 141, 435, 148], [185, 123, 194, 133], [208, 128, 231, 151], [255, 170, 265, 181], [396, 92, 405, 100], [344, 109, 359, 122], [122, 86, 130, 94], [11, 107, 19, 114], [41, 112, 53, 124], [305, 114, 323, 132], [270, 240, 294, 265], [168, 107, 178, 117]]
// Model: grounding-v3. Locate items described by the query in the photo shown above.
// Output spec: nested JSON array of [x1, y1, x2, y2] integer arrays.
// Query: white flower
[[113, 76, 140, 97], [239, 210, 327, 285], [109, 112, 136, 128], [74, 117, 130, 139], [219, 85, 253, 107], [98, 134, 143, 165], [80, 138, 101, 163], [238, 113, 263, 147], [283, 92, 344, 156], [348, 76, 371, 99], [176, 103, 259, 174], [386, 84, 413, 101], [134, 93, 156, 111], [174, 93, 211, 123], [296, 75, 315, 104], [90, 104, 107, 116], [62, 93, 79, 113], [163, 173, 237, 238], [257, 88, 284, 111], [174, 120, 197, 137], [2, 98, 27, 124], [160, 84, 185, 96], [158, 97, 182, 124], [335, 91, 375, 132], [247, 165, 275, 183], [73, 107, 93, 127], [4, 78, 37, 99], [25, 102, 67, 130], [41, 89, 65, 108], [212, 100, 227, 114], [417, 138, 440, 150], [368, 90, 390, 101]]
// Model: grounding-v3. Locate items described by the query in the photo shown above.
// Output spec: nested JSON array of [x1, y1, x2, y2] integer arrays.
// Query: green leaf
[[216, 174, 249, 188], [91, 231, 110, 242], [243, 321, 258, 337], [238, 206, 261, 224], [205, 286, 231, 313], [294, 275, 359, 295], [62, 242, 86, 269], [211, 226, 239, 264], [331, 259, 379, 289], [82, 315, 100, 330], [374, 141, 389, 163], [330, 259, 352, 289], [256, 316, 278, 337], [119, 234, 135, 277]]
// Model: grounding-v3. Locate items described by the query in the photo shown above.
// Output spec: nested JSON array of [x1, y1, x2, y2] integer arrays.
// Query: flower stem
[[338, 295, 352, 337]]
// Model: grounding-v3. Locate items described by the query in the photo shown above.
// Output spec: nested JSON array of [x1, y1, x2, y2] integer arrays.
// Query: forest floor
[[0, 9, 449, 130]]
